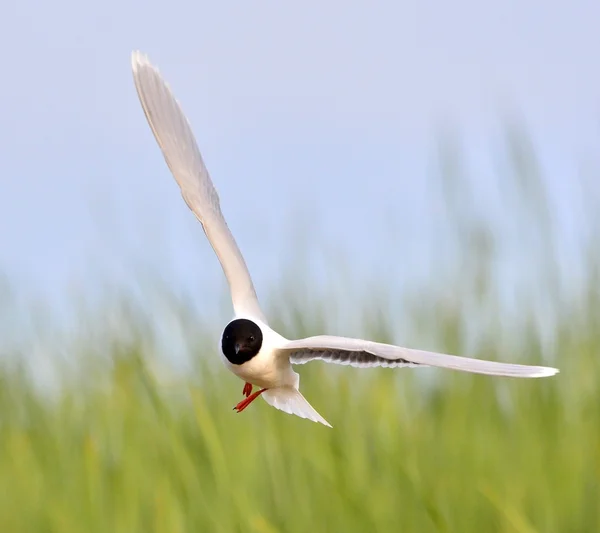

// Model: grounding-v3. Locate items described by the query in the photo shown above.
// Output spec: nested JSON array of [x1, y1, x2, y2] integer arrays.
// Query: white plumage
[[131, 51, 558, 428]]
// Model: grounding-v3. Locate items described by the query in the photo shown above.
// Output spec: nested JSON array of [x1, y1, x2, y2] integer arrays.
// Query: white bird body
[[220, 317, 295, 390], [131, 51, 559, 428]]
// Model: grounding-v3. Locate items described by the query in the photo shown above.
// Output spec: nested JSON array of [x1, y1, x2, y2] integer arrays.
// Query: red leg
[[233, 388, 268, 413], [242, 382, 253, 398]]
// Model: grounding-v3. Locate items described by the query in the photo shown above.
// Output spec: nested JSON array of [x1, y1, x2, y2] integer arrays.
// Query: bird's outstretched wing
[[281, 335, 559, 377], [131, 51, 266, 323]]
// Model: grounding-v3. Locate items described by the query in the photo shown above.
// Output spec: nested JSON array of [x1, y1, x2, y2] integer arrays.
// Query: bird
[[130, 50, 559, 428]]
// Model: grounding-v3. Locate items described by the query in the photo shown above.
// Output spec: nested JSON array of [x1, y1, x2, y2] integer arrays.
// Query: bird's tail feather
[[262, 388, 332, 428]]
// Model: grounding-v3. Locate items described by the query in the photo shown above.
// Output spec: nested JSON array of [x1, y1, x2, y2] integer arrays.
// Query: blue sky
[[1, 0, 599, 322]]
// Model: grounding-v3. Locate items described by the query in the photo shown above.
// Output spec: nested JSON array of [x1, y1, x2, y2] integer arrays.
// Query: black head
[[221, 319, 263, 365]]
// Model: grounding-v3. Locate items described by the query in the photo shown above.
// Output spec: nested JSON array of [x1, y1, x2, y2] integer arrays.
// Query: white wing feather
[[281, 335, 559, 378], [131, 51, 266, 322]]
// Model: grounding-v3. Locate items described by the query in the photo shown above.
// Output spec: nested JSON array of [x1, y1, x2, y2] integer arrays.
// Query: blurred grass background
[[0, 127, 599, 532]]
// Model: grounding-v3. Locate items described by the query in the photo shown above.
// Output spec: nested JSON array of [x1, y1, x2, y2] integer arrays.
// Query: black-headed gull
[[131, 51, 559, 428]]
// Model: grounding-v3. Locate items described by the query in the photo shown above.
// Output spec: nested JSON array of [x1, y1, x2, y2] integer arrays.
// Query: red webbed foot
[[233, 388, 268, 413], [242, 382, 253, 397]]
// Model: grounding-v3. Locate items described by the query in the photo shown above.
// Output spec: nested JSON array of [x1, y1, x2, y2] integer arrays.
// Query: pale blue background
[[1, 0, 598, 322]]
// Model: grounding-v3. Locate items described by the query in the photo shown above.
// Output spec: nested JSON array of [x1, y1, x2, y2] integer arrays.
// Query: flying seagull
[[130, 51, 559, 428]]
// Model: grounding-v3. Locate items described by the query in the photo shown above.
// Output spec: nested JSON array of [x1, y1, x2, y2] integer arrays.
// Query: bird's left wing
[[280, 335, 559, 377], [131, 51, 266, 323]]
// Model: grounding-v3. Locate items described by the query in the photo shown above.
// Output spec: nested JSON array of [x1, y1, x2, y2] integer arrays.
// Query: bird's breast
[[221, 346, 293, 389]]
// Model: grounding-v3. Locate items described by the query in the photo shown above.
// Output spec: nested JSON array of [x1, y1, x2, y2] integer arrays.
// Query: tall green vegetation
[[0, 127, 598, 532]]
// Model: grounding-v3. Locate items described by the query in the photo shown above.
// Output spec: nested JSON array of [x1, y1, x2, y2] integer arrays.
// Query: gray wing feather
[[281, 335, 559, 377], [131, 51, 266, 322], [288, 346, 421, 369]]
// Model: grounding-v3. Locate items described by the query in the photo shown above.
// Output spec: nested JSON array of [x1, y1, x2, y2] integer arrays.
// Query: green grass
[[1, 126, 599, 531], [0, 299, 598, 533]]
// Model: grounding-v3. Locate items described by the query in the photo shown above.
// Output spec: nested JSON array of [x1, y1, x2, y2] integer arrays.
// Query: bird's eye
[[249, 336, 255, 342]]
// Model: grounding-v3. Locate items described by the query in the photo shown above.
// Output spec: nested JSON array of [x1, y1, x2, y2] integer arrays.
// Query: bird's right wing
[[280, 335, 559, 378], [131, 51, 266, 323]]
